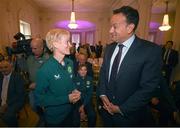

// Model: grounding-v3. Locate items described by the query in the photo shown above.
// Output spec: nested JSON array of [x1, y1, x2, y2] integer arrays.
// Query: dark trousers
[[45, 110, 74, 127], [156, 101, 174, 126], [1, 110, 18, 126], [163, 65, 172, 85], [100, 107, 154, 127], [36, 106, 45, 126], [73, 103, 96, 127]]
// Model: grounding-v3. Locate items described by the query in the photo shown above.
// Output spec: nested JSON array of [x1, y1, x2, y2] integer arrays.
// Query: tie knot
[[118, 44, 124, 49]]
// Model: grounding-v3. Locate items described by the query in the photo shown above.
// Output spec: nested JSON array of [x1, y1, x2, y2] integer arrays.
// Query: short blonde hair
[[46, 28, 70, 51]]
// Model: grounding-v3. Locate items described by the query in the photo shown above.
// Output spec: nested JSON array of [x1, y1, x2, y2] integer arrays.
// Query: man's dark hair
[[166, 40, 173, 45], [113, 6, 139, 31]]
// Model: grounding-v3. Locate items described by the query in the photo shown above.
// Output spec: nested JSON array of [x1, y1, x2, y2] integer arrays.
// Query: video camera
[[6, 32, 32, 56]]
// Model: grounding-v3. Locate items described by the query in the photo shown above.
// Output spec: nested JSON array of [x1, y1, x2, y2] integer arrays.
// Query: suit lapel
[[116, 36, 142, 79]]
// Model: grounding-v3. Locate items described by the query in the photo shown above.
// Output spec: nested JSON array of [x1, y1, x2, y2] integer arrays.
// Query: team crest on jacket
[[86, 81, 90, 85], [76, 82, 80, 85], [67, 66, 72, 73], [54, 74, 60, 80]]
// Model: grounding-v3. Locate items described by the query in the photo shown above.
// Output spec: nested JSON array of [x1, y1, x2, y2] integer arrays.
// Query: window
[[19, 20, 31, 39], [70, 30, 95, 49], [86, 31, 94, 45], [71, 33, 80, 49]]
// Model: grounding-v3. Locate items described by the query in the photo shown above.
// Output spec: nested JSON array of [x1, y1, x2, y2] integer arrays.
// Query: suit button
[[113, 96, 115, 99]]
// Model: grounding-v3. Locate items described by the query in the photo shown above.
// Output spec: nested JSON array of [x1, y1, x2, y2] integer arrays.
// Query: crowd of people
[[0, 5, 180, 127]]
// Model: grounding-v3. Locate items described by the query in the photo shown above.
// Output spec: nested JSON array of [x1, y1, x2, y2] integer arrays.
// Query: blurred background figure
[[162, 41, 179, 85], [73, 64, 96, 127], [26, 38, 50, 126], [150, 76, 180, 126], [95, 41, 103, 58], [0, 59, 25, 126], [74, 53, 93, 78]]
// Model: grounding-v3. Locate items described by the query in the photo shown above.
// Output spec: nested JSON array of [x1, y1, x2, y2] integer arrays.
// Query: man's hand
[[29, 83, 36, 89], [100, 96, 119, 115], [100, 95, 111, 110], [100, 96, 122, 115], [107, 103, 121, 115], [151, 97, 159, 105]]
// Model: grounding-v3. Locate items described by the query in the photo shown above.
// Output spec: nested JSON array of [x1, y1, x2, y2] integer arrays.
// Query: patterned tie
[[109, 44, 124, 84]]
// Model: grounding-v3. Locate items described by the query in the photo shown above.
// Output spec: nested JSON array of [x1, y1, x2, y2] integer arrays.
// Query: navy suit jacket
[[162, 47, 179, 67], [0, 71, 25, 114], [99, 36, 162, 117]]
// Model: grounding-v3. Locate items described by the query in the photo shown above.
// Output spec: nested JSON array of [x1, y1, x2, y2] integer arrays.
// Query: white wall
[[0, 0, 41, 54]]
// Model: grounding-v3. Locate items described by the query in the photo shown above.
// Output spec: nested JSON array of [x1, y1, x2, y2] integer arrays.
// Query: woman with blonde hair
[[34, 28, 81, 126]]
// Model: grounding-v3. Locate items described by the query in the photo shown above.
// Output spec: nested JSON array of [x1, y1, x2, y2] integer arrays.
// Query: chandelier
[[159, 0, 171, 31], [68, 0, 78, 29]]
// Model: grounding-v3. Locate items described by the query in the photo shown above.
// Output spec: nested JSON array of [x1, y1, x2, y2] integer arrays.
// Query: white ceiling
[[152, 0, 177, 14], [33, 0, 116, 12], [32, 0, 177, 14]]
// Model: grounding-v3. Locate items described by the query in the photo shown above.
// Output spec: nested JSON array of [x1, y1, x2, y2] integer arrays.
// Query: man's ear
[[127, 23, 135, 34]]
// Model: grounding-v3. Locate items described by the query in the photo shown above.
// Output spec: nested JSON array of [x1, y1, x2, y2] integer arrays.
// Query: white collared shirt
[[1, 73, 11, 106], [108, 35, 135, 81]]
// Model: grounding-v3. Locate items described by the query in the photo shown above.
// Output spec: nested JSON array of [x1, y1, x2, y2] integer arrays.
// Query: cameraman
[[26, 38, 49, 126]]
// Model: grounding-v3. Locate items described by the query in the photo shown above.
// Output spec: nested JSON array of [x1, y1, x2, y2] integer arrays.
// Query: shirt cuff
[[118, 108, 124, 116], [99, 95, 106, 98]]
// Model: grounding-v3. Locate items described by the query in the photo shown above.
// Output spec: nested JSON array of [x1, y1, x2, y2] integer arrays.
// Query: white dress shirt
[[108, 35, 135, 81], [1, 73, 11, 106]]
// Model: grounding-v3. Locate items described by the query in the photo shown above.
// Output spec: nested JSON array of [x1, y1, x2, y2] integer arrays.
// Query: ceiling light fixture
[[159, 0, 171, 31], [68, 0, 78, 29]]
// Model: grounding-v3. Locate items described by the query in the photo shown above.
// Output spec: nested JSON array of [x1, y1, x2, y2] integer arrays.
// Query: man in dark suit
[[162, 41, 179, 85], [0, 60, 25, 126], [150, 76, 179, 126], [74, 53, 93, 77], [95, 41, 103, 58], [98, 6, 162, 126]]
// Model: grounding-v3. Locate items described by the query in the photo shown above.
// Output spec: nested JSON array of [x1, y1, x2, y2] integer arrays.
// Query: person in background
[[162, 40, 179, 85], [150, 76, 180, 126], [65, 42, 77, 69], [98, 6, 162, 126], [95, 41, 103, 58], [34, 28, 81, 126], [0, 59, 25, 126], [74, 53, 93, 77], [27, 38, 49, 110], [89, 44, 96, 56], [73, 64, 96, 127], [26, 38, 49, 126]]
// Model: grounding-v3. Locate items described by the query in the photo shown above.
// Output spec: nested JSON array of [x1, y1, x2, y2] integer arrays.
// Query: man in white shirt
[[98, 6, 162, 126], [0, 59, 25, 126]]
